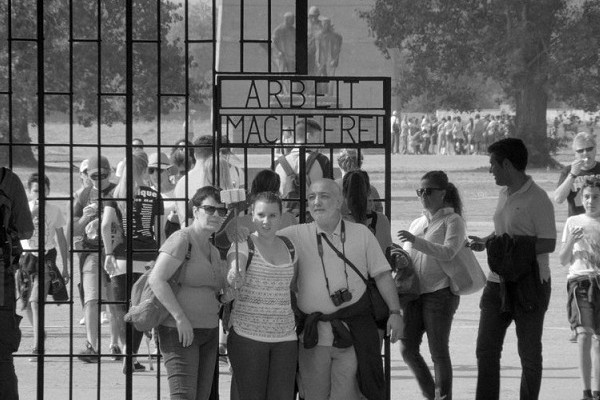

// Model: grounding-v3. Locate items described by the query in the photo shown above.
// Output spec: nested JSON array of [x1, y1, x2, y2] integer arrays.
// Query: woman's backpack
[[124, 242, 192, 332]]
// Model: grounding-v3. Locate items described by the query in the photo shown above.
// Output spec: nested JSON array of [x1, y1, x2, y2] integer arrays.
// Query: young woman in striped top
[[226, 191, 298, 400]]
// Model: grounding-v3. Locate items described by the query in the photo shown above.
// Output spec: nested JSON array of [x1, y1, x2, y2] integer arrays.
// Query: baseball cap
[[87, 155, 111, 176], [79, 159, 89, 174], [148, 152, 173, 170]]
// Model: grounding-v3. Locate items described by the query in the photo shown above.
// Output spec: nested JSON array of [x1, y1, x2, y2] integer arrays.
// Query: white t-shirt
[[21, 201, 66, 252], [562, 214, 600, 279], [174, 165, 210, 226]]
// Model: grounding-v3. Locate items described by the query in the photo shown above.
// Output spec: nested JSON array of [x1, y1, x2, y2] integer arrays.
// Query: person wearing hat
[[79, 159, 92, 189], [148, 152, 179, 238], [71, 154, 119, 362]]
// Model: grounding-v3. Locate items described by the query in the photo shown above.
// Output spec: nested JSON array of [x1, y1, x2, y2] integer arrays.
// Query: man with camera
[[278, 178, 402, 400]]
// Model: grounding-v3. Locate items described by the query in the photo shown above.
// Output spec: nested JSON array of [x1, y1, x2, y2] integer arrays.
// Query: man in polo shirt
[[554, 132, 600, 216], [278, 178, 402, 400], [469, 138, 556, 400]]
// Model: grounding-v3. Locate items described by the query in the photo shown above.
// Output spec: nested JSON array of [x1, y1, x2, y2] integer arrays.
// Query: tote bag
[[443, 244, 486, 296]]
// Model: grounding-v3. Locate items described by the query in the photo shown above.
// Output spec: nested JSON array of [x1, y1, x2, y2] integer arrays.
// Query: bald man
[[278, 179, 402, 400]]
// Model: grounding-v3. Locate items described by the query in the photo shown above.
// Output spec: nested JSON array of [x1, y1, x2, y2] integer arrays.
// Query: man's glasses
[[90, 173, 108, 180], [416, 188, 444, 197], [575, 146, 594, 154], [198, 205, 228, 217]]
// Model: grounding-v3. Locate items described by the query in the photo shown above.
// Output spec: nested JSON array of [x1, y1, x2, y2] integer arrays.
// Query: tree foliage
[[360, 0, 600, 165], [0, 0, 210, 166]]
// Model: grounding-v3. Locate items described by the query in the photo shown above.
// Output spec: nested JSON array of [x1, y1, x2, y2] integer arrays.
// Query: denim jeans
[[227, 329, 298, 400], [158, 325, 218, 400], [400, 287, 459, 400], [475, 281, 551, 400]]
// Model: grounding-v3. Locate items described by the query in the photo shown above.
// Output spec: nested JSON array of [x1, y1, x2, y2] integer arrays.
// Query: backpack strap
[[173, 240, 193, 285], [245, 236, 255, 271], [305, 152, 320, 186], [277, 235, 296, 262], [277, 155, 295, 178]]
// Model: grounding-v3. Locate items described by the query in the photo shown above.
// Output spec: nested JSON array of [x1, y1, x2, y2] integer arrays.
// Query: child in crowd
[[21, 173, 69, 360], [559, 178, 600, 400]]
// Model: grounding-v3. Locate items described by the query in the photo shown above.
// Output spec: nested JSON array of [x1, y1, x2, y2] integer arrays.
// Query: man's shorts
[[81, 253, 109, 304]]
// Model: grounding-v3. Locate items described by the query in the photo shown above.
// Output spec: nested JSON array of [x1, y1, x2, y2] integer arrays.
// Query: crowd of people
[[391, 111, 516, 156], [2, 119, 600, 400]]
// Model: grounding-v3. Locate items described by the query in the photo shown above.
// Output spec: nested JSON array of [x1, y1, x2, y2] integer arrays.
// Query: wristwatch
[[389, 309, 402, 316]]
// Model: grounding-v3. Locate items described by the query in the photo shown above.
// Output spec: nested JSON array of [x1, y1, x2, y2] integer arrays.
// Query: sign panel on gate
[[217, 75, 390, 148]]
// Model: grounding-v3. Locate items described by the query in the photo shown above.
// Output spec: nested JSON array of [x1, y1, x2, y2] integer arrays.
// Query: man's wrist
[[569, 172, 577, 179], [389, 309, 402, 316]]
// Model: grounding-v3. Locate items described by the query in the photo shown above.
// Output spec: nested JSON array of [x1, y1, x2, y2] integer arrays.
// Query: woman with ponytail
[[342, 169, 392, 253], [396, 170, 464, 400]]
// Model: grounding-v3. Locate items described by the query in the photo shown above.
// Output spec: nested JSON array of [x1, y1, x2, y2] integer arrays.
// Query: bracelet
[[106, 253, 113, 256], [569, 172, 577, 179], [389, 309, 402, 316]]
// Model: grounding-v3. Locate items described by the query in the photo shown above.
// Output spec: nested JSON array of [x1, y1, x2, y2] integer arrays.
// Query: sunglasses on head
[[576, 146, 594, 154], [198, 205, 228, 217], [416, 187, 444, 197], [90, 173, 108, 180]]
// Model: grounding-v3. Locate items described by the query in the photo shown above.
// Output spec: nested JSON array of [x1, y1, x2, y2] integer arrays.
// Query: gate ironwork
[[1, 0, 393, 399]]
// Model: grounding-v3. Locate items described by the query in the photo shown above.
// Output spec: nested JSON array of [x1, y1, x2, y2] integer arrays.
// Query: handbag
[[386, 243, 420, 305], [443, 243, 486, 296], [124, 241, 192, 332], [47, 261, 69, 302], [320, 234, 389, 323]]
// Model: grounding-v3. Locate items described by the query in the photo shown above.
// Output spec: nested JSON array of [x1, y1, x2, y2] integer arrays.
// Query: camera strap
[[316, 220, 350, 295], [320, 230, 368, 285]]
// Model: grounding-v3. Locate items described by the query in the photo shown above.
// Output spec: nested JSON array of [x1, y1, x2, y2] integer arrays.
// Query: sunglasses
[[197, 205, 228, 217], [575, 146, 594, 154], [416, 188, 444, 197], [90, 173, 108, 180]]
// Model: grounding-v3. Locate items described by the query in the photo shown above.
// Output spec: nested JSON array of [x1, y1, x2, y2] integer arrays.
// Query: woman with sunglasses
[[149, 186, 230, 400], [101, 153, 163, 372], [226, 191, 297, 400], [396, 170, 464, 400]]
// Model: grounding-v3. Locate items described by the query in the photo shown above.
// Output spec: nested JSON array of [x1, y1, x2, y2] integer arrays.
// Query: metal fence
[[0, 0, 392, 398]]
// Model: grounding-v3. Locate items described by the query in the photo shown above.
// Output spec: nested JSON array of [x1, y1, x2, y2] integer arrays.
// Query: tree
[[0, 0, 208, 166], [360, 0, 600, 166]]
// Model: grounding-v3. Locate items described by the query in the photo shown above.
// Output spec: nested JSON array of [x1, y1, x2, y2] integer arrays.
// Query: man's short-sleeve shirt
[[491, 177, 556, 283], [557, 163, 600, 216], [278, 218, 390, 346]]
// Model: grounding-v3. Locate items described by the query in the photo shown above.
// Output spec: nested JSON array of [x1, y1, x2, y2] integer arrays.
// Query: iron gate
[[0, 0, 393, 398]]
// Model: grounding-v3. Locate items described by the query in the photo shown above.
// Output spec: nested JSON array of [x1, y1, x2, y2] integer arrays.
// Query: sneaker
[[29, 347, 42, 362], [79, 317, 85, 325], [110, 344, 122, 361], [122, 361, 146, 374], [101, 311, 108, 325], [77, 342, 99, 363]]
